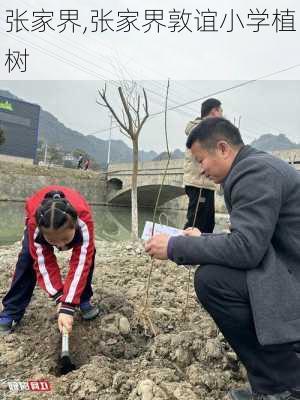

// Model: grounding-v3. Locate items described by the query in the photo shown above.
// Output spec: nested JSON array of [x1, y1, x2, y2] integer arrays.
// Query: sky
[[0, 0, 299, 152], [0, 80, 299, 153]]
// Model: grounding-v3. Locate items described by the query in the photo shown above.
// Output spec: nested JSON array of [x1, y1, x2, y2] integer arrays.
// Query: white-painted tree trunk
[[131, 138, 139, 241]]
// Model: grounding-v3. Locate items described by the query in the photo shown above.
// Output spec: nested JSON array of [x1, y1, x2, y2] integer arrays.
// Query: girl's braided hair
[[35, 190, 77, 230]]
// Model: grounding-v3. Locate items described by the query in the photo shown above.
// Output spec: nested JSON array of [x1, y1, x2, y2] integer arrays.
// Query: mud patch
[[48, 295, 152, 377], [0, 240, 247, 400]]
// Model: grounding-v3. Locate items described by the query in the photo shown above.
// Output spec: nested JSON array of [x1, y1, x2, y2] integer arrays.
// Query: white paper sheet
[[141, 221, 183, 241]]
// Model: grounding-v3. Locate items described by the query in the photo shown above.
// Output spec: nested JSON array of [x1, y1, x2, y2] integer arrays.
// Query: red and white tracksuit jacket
[[25, 185, 95, 315]]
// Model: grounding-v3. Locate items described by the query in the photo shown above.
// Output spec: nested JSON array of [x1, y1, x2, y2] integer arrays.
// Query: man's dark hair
[[186, 117, 244, 150], [201, 98, 221, 119]]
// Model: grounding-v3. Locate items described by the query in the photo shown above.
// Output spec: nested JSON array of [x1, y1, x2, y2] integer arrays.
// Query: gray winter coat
[[169, 145, 300, 346]]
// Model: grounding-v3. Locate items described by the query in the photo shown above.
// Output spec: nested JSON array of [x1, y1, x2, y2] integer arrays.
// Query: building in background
[[0, 95, 40, 164]]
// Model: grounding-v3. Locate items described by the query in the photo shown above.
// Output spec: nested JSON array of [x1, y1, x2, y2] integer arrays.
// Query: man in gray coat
[[145, 117, 300, 400]]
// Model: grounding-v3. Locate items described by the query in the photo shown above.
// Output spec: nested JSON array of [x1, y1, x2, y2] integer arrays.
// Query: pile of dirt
[[0, 240, 246, 399]]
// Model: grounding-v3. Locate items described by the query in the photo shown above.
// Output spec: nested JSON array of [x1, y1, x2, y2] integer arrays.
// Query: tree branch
[[136, 88, 149, 136], [97, 87, 129, 134], [118, 86, 133, 136]]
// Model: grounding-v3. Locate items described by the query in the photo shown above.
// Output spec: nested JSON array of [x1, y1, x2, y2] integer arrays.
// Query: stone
[[137, 379, 154, 400], [119, 317, 131, 335]]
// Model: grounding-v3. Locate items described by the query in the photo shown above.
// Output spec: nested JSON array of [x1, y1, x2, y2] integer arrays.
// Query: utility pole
[[107, 115, 112, 171], [44, 142, 48, 164]]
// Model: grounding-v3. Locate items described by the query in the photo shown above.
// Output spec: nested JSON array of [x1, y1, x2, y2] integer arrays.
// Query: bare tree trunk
[[131, 138, 139, 240], [97, 84, 148, 240]]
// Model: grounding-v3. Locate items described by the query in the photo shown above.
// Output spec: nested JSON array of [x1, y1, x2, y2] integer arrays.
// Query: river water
[[0, 202, 228, 245]]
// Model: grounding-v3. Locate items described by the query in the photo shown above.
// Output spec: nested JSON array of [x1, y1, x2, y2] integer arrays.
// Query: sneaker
[[0, 316, 14, 335], [228, 387, 300, 400], [228, 387, 253, 400], [79, 302, 100, 320], [253, 392, 300, 400]]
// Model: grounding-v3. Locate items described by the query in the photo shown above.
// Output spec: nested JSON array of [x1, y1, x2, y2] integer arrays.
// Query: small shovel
[[59, 327, 76, 375]]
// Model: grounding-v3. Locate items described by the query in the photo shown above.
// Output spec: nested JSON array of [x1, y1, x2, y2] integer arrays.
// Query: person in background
[[83, 159, 90, 171], [77, 154, 83, 169], [183, 98, 222, 232]]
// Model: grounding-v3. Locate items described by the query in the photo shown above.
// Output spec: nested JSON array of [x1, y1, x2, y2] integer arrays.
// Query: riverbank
[[0, 160, 106, 204], [0, 240, 245, 400]]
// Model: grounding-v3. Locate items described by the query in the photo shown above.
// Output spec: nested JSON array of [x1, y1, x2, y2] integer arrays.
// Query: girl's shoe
[[79, 302, 100, 320], [0, 316, 17, 334]]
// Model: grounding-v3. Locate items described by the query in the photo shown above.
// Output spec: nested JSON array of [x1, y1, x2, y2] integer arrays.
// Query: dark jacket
[[168, 146, 300, 346]]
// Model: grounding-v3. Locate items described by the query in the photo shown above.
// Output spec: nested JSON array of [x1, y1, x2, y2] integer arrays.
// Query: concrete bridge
[[106, 149, 300, 208], [107, 159, 187, 208]]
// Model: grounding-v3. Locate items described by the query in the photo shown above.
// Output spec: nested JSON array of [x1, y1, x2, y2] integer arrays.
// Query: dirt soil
[[0, 240, 246, 400]]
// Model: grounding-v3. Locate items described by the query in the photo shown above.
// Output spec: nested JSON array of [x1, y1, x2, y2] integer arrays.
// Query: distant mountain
[[172, 149, 185, 159], [0, 90, 157, 166], [152, 148, 184, 161], [250, 133, 300, 152]]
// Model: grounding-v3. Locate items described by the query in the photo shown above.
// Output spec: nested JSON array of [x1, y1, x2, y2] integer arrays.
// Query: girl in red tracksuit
[[0, 186, 99, 335]]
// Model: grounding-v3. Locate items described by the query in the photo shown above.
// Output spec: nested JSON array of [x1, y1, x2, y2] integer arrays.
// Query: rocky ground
[[0, 240, 246, 400]]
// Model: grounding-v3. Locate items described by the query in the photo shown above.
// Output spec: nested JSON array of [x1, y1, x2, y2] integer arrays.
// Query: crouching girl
[[0, 185, 99, 334]]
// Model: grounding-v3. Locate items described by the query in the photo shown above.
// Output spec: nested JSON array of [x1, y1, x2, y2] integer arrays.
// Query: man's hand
[[58, 313, 74, 334], [183, 227, 201, 237], [145, 234, 170, 260]]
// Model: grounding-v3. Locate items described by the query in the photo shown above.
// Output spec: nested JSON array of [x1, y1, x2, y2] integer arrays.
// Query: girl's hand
[[58, 313, 74, 334]]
